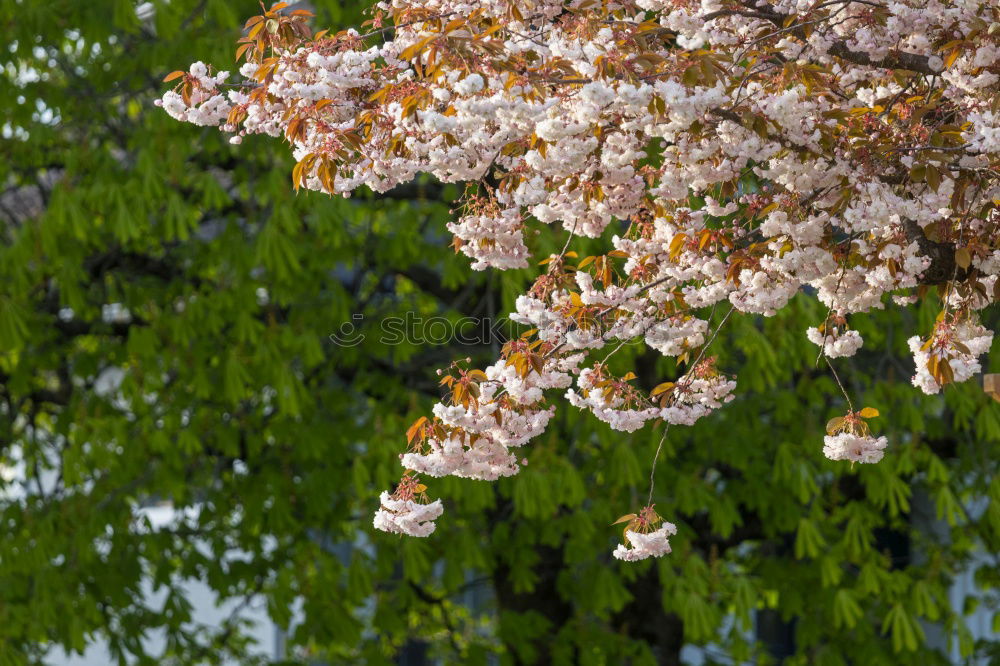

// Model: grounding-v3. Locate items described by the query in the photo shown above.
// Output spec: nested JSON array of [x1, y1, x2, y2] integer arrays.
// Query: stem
[[824, 356, 854, 413], [646, 427, 671, 507], [645, 305, 736, 507]]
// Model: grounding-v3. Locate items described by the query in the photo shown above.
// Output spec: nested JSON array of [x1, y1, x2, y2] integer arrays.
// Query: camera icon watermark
[[329, 314, 366, 347]]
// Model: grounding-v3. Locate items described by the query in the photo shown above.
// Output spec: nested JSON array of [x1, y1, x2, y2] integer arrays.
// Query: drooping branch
[[157, 0, 1000, 556]]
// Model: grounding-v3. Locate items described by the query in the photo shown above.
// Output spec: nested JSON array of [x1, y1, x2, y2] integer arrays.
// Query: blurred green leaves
[[2, 1, 1000, 664]]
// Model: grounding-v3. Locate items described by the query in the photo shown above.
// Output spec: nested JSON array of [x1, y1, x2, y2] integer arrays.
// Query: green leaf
[[794, 517, 826, 559], [882, 603, 924, 652], [833, 589, 862, 628]]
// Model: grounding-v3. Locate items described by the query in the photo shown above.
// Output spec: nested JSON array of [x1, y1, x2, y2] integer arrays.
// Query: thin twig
[[824, 356, 854, 413], [646, 304, 736, 506]]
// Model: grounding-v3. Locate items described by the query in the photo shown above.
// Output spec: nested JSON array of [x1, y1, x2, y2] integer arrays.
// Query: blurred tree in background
[[3, 1, 1000, 664]]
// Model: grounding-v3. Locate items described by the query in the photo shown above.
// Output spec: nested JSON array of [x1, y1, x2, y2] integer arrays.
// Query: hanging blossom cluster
[[823, 408, 888, 465], [806, 314, 864, 359], [612, 505, 677, 561], [161, 1, 1000, 556], [373, 473, 445, 536], [908, 314, 995, 394], [562, 355, 735, 432]]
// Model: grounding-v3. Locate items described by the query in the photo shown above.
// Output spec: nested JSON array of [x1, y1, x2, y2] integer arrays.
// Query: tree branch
[[739, 0, 936, 75], [901, 219, 967, 285]]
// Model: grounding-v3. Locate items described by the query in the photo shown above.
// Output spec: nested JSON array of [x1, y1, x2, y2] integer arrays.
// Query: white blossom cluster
[[645, 316, 708, 357], [908, 320, 995, 395], [446, 208, 530, 270], [566, 367, 661, 433], [660, 371, 737, 427], [822, 433, 888, 465], [612, 523, 677, 562], [373, 492, 444, 537], [156, 61, 232, 127], [401, 355, 579, 479], [806, 327, 864, 359]]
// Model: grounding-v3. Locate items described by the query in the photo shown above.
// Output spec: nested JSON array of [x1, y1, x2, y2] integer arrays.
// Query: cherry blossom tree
[[160, 0, 1000, 559]]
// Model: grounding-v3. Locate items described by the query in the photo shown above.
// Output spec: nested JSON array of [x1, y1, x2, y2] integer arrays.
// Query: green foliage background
[[2, 1, 1000, 664]]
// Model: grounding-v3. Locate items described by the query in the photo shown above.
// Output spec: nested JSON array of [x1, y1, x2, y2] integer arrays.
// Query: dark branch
[[902, 219, 968, 285]]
